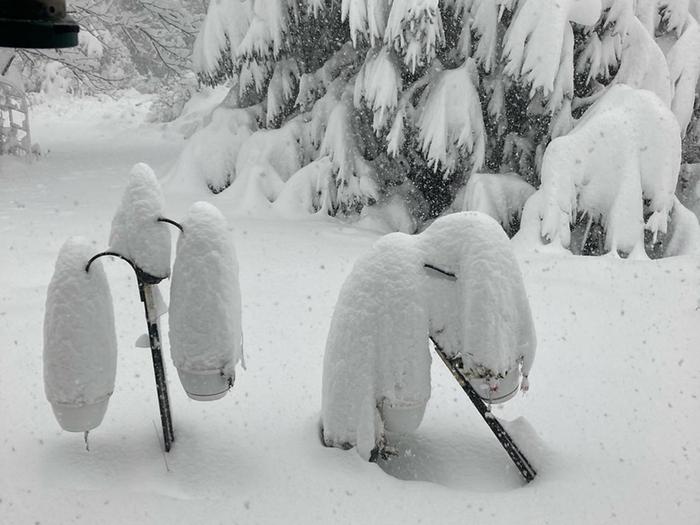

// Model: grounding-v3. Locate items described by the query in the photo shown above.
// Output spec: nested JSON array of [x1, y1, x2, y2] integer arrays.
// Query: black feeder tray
[[0, 1, 79, 49]]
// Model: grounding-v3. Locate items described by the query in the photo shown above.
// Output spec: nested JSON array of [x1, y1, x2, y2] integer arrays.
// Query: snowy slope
[[0, 93, 698, 524]]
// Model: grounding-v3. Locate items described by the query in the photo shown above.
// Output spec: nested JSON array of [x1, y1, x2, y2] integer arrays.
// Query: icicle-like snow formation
[[524, 85, 681, 256], [267, 59, 301, 126], [665, 15, 700, 136], [320, 93, 379, 209], [109, 163, 172, 279], [354, 47, 402, 133], [44, 237, 117, 431], [192, 0, 253, 77], [503, 0, 602, 97], [169, 202, 242, 386], [322, 211, 536, 458], [384, 0, 445, 73], [417, 60, 486, 175]]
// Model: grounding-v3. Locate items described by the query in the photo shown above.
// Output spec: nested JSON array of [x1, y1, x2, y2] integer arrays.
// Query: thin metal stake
[[139, 280, 174, 452], [431, 337, 537, 483]]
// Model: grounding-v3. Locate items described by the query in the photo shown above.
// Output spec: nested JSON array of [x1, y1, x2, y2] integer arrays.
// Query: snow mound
[[166, 107, 258, 196], [225, 118, 307, 212], [664, 197, 700, 256], [43, 237, 117, 422], [613, 16, 673, 107], [460, 172, 536, 236], [520, 84, 681, 256], [109, 163, 172, 279], [322, 212, 535, 458], [273, 157, 335, 217], [169, 202, 242, 381]]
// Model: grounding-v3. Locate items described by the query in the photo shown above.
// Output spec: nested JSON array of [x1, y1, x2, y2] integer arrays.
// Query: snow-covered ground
[[1, 92, 699, 524]]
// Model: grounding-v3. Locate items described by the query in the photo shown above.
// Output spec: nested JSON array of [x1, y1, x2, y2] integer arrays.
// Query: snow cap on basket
[[419, 212, 536, 394], [109, 163, 171, 279], [43, 236, 117, 432], [169, 201, 242, 401]]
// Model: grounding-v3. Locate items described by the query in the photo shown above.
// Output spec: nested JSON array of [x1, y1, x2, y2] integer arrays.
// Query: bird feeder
[[0, 1, 79, 49]]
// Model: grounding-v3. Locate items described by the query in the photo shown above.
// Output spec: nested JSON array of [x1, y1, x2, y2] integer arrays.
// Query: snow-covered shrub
[[109, 163, 172, 279], [322, 211, 535, 459], [166, 106, 260, 195], [663, 197, 700, 256], [273, 157, 336, 217], [169, 202, 243, 400], [460, 172, 536, 237], [516, 85, 682, 258], [176, 0, 700, 252], [44, 237, 117, 432]]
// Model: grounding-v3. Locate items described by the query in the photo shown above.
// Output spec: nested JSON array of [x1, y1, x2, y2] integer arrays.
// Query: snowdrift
[[322, 212, 536, 459]]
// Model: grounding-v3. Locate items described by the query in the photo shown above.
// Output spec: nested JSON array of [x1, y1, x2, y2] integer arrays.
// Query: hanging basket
[[380, 399, 427, 434], [468, 368, 521, 405], [176, 368, 233, 401], [49, 394, 111, 433]]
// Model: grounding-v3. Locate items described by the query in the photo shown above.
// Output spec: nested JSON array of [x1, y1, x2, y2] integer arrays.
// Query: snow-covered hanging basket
[[43, 237, 118, 432], [169, 202, 243, 401], [379, 398, 428, 434], [109, 163, 172, 281], [420, 212, 536, 405]]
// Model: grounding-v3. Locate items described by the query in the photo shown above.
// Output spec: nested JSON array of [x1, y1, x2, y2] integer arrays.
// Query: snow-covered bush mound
[[166, 107, 259, 196], [44, 237, 117, 432], [169, 202, 242, 400], [273, 157, 336, 218], [664, 197, 700, 256], [223, 117, 309, 213], [460, 172, 536, 237], [322, 211, 535, 459], [109, 163, 172, 279], [517, 85, 682, 257]]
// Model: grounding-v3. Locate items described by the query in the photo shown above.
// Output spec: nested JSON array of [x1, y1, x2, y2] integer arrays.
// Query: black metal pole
[[430, 337, 537, 483], [138, 279, 174, 452]]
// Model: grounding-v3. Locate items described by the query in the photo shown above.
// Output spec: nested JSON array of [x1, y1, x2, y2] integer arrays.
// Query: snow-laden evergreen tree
[[180, 0, 700, 256]]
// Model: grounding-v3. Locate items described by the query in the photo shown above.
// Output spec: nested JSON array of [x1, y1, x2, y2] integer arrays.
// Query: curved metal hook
[[85, 251, 163, 285], [157, 217, 184, 232]]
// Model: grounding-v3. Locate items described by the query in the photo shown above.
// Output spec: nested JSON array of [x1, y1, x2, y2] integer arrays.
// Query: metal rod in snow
[[430, 337, 537, 483], [139, 280, 175, 452]]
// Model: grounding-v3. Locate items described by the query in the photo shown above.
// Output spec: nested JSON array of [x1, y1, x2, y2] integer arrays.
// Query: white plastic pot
[[176, 368, 233, 401], [380, 399, 427, 434], [469, 368, 520, 405], [50, 395, 111, 433]]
